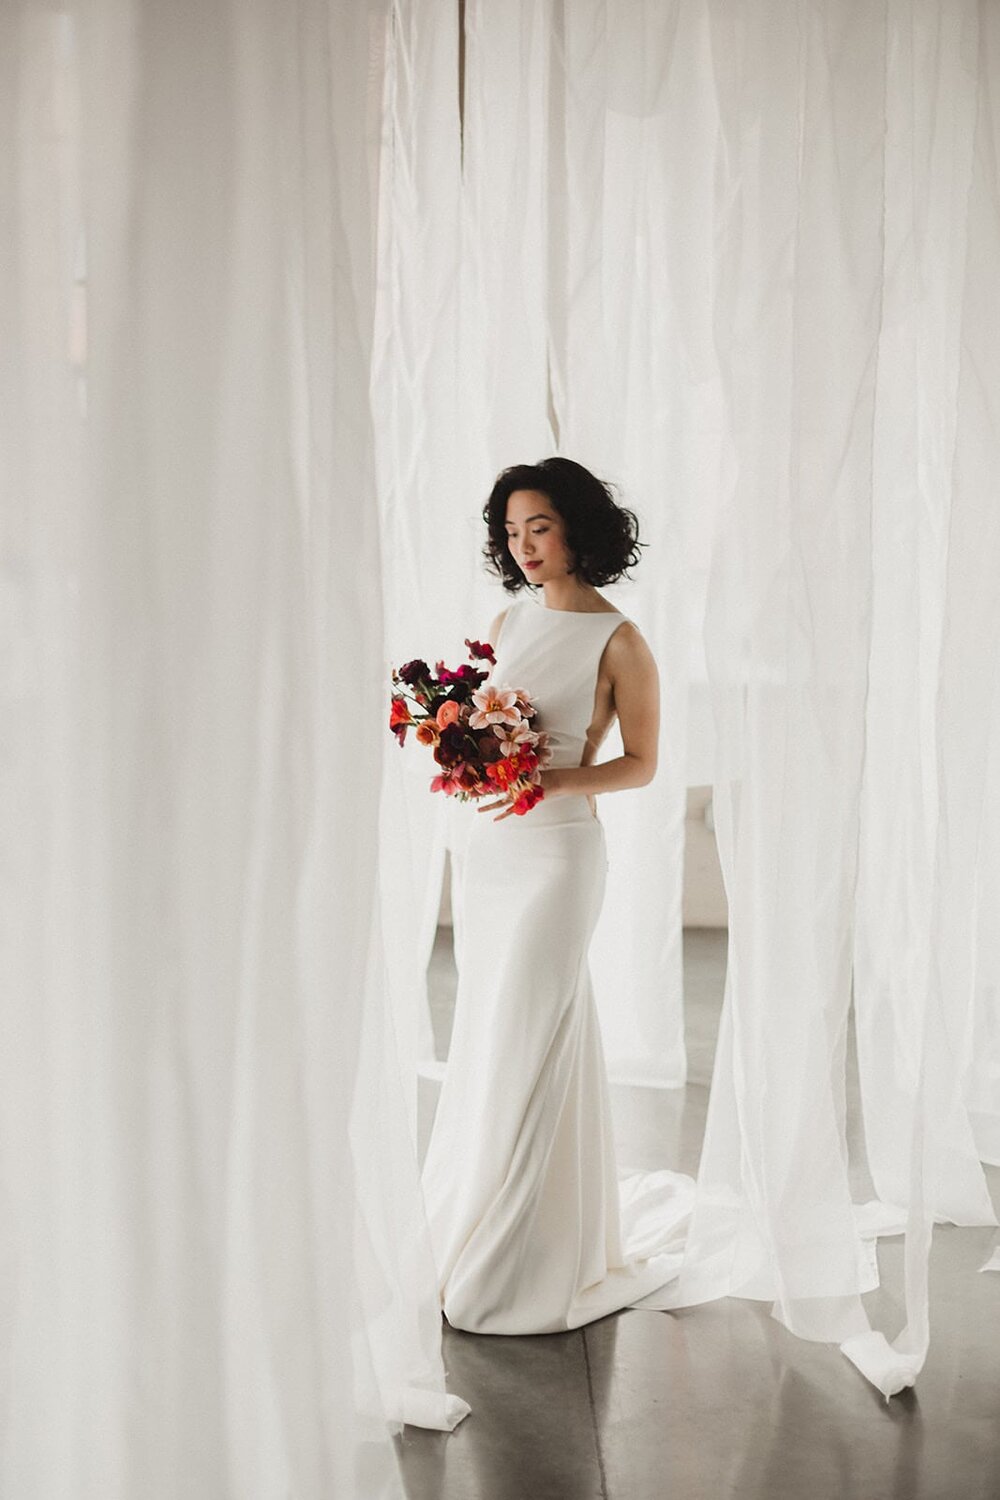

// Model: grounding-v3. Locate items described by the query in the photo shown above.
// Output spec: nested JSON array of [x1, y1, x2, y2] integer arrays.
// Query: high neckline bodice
[[530, 601, 624, 618]]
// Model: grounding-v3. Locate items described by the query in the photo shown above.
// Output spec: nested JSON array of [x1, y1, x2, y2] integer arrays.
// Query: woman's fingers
[[477, 794, 518, 819]]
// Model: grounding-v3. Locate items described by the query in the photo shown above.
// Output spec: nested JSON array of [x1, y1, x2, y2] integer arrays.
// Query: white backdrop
[[376, 0, 1000, 1396], [5, 0, 1000, 1488], [2, 3, 466, 1497]]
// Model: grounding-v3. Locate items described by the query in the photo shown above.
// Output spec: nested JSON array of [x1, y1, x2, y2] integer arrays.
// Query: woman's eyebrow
[[505, 513, 550, 527]]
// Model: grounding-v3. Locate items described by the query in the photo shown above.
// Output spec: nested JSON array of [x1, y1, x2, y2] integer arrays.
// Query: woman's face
[[504, 490, 573, 584]]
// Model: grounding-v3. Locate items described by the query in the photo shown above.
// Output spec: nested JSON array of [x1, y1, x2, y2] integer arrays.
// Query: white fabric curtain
[[853, 0, 998, 1217], [1, 3, 466, 1496], [379, 0, 1000, 1396], [371, 0, 477, 1090], [661, 0, 996, 1395]]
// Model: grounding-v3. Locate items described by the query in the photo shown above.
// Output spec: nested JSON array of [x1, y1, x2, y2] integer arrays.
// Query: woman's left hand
[[477, 795, 519, 821]]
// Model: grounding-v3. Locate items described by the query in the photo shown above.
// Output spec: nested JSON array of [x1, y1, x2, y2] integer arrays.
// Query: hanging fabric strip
[[654, 0, 997, 1398], [1, 5, 468, 1497]]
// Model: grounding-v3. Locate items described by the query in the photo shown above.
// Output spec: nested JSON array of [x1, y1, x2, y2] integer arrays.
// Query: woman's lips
[[525, 561, 542, 570]]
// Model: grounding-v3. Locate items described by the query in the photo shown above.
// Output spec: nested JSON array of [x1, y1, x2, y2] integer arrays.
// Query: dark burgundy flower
[[465, 638, 496, 665], [456, 763, 484, 792], [398, 658, 431, 686], [434, 721, 476, 768], [478, 734, 503, 763]]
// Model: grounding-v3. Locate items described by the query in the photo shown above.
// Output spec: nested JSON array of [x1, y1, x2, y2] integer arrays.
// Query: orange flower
[[416, 721, 440, 746], [436, 700, 461, 730]]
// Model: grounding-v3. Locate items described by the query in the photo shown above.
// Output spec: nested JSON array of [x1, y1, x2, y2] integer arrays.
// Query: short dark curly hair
[[481, 456, 645, 595]]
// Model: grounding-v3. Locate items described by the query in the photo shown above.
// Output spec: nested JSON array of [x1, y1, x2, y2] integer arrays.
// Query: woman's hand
[[476, 794, 519, 822]]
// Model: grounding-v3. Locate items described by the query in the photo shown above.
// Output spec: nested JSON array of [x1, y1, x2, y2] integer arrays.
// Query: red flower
[[485, 755, 518, 790], [515, 746, 539, 776], [486, 745, 537, 781], [465, 638, 496, 665], [513, 783, 545, 815], [390, 696, 412, 746]]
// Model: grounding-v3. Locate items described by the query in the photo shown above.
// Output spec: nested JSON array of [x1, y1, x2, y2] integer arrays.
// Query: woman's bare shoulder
[[606, 615, 645, 645], [604, 617, 656, 671]]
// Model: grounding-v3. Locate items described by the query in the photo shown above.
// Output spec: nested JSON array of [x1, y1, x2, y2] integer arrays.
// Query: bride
[[420, 456, 694, 1335]]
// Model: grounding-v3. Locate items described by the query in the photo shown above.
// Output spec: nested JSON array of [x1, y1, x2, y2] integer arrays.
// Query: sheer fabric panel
[[852, 0, 995, 1227], [662, 0, 997, 1394], [660, 0, 895, 1353], [1, 3, 465, 1496]]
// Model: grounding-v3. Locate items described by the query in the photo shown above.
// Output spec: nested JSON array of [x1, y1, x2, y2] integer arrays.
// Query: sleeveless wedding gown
[[421, 595, 695, 1335]]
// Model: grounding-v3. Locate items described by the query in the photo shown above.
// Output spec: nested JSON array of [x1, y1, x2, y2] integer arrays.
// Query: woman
[[421, 456, 693, 1335]]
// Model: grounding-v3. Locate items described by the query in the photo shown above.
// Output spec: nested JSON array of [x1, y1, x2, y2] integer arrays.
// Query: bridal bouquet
[[389, 638, 550, 815]]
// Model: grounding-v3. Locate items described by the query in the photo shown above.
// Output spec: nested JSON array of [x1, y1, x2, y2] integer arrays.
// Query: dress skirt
[[421, 791, 693, 1336]]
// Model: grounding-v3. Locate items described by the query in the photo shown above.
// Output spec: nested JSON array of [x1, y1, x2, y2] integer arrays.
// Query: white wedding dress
[[421, 595, 695, 1335]]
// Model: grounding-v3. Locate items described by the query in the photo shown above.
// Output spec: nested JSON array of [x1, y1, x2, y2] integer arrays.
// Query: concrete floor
[[395, 928, 1000, 1500]]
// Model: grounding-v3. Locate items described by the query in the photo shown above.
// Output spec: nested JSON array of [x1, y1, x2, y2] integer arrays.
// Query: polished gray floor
[[395, 927, 1000, 1500]]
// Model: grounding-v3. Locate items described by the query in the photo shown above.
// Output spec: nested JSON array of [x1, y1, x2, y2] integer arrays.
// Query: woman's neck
[[538, 578, 612, 613]]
